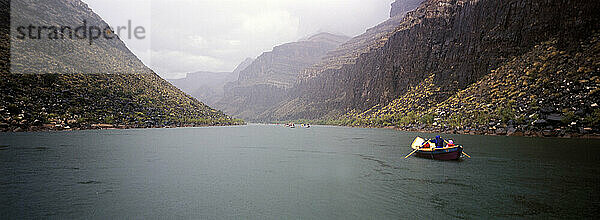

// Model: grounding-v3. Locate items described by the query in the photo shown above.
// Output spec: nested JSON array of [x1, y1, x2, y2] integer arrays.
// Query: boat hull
[[414, 147, 462, 160]]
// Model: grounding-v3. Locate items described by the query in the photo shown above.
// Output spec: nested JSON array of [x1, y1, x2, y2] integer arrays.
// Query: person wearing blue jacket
[[431, 135, 444, 148]]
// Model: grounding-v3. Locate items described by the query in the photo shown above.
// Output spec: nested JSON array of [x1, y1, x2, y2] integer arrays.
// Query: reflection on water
[[1, 124, 599, 218]]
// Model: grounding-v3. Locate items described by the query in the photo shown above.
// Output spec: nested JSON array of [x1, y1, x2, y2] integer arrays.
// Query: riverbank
[[274, 120, 600, 139], [0, 122, 246, 132], [386, 126, 600, 139]]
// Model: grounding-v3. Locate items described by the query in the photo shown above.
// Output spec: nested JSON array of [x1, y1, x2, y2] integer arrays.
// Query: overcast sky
[[83, 0, 394, 78]]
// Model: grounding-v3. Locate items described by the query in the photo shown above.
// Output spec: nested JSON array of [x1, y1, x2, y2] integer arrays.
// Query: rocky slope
[[0, 0, 242, 132], [168, 58, 253, 107], [342, 32, 600, 137], [9, 0, 151, 75], [267, 0, 600, 126], [0, 0, 8, 73], [215, 33, 349, 120]]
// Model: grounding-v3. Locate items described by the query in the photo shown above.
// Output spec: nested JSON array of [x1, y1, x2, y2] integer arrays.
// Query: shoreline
[[384, 126, 600, 139], [0, 123, 245, 133], [273, 122, 600, 139], [3, 123, 599, 139]]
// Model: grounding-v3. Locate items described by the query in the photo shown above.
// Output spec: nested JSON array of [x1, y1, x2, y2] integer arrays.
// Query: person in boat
[[447, 140, 455, 147], [431, 135, 444, 148]]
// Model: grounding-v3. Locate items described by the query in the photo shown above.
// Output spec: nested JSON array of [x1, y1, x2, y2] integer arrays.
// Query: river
[[1, 124, 599, 218]]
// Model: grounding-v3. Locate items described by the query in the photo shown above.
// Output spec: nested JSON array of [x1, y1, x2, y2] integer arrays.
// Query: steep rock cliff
[[216, 33, 349, 120], [344, 33, 600, 136], [391, 0, 425, 17], [269, 0, 600, 121], [300, 0, 425, 79]]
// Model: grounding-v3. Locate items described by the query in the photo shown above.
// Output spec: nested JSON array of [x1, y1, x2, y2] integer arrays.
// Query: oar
[[404, 149, 418, 159]]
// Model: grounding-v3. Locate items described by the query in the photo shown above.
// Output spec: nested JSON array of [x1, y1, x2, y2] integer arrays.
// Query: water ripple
[[77, 180, 102, 185]]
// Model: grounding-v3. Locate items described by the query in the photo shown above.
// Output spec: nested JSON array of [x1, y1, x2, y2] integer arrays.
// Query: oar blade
[[411, 137, 425, 150]]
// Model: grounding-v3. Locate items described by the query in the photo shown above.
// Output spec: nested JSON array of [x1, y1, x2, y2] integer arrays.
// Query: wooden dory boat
[[409, 137, 464, 160]]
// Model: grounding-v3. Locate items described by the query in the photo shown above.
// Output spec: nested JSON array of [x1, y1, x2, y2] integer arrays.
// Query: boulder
[[542, 130, 557, 137], [495, 128, 507, 135], [541, 107, 555, 113], [507, 127, 517, 136], [546, 114, 563, 122]]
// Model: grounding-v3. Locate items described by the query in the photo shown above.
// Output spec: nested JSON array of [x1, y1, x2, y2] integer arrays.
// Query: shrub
[[561, 111, 577, 124], [584, 109, 600, 127], [496, 103, 515, 122], [419, 114, 434, 125]]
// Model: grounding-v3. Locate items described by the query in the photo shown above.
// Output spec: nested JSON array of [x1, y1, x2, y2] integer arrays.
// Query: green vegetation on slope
[[0, 73, 243, 131], [334, 33, 600, 137], [0, 0, 243, 132]]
